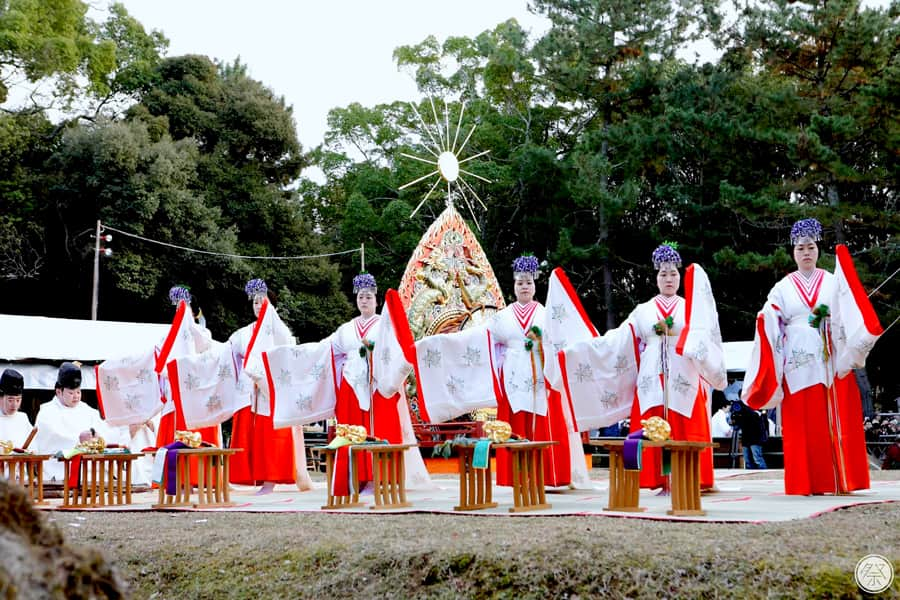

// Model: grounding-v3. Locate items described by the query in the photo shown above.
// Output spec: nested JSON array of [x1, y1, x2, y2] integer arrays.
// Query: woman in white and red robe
[[559, 244, 728, 491], [488, 256, 580, 487], [627, 245, 726, 490], [742, 219, 882, 495], [406, 257, 590, 488], [228, 278, 300, 493], [327, 274, 404, 488], [155, 286, 220, 450]]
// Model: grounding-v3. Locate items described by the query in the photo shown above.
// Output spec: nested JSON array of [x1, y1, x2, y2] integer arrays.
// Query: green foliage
[[0, 0, 166, 108]]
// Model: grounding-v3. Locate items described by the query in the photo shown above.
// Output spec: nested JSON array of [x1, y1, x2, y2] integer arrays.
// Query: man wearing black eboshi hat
[[0, 368, 32, 448], [33, 362, 120, 481]]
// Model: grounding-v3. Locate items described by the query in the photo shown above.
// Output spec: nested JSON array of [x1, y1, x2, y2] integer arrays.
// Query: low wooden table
[[500, 441, 557, 513], [153, 447, 241, 509], [454, 443, 497, 511], [0, 454, 51, 504], [593, 440, 713, 516], [320, 443, 415, 510], [369, 444, 414, 510], [60, 452, 142, 508]]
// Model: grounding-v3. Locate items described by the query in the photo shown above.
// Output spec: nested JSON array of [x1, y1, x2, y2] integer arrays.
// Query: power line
[[102, 224, 361, 261]]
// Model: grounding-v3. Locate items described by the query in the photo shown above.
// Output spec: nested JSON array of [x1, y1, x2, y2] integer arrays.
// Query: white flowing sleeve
[[266, 340, 337, 428], [96, 350, 164, 427], [167, 343, 253, 429], [558, 312, 639, 430], [830, 244, 883, 376], [675, 263, 728, 390], [413, 326, 499, 423], [543, 267, 599, 391]]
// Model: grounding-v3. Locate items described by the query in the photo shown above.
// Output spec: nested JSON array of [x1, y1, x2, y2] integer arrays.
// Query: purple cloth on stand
[[623, 430, 645, 471], [164, 441, 189, 495]]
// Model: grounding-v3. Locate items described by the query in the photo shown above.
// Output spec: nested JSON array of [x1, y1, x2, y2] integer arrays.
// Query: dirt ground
[[50, 468, 900, 599]]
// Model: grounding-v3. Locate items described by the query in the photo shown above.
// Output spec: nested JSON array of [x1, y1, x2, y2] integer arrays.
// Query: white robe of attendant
[[34, 398, 123, 482], [116, 412, 161, 486], [0, 412, 32, 448]]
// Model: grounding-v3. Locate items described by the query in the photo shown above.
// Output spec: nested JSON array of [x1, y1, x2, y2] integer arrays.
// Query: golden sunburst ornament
[[399, 98, 492, 228]]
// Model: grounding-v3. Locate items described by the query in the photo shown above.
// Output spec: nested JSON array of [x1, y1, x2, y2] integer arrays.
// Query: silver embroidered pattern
[[787, 348, 816, 371], [295, 394, 313, 413], [614, 354, 630, 376], [217, 364, 233, 382], [423, 348, 442, 368], [522, 376, 537, 393], [672, 373, 691, 396], [380, 346, 392, 365], [135, 369, 151, 384], [638, 375, 655, 393], [692, 340, 709, 363], [206, 394, 223, 413], [184, 372, 201, 391], [123, 393, 140, 412], [311, 362, 325, 381], [290, 347, 304, 359], [854, 339, 876, 355], [575, 363, 593, 383], [276, 368, 291, 386], [446, 375, 465, 397], [600, 390, 618, 409], [551, 303, 568, 324], [352, 371, 369, 389], [103, 375, 120, 392], [461, 345, 482, 367]]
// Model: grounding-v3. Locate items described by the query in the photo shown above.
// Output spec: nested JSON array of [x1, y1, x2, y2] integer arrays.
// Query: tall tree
[[134, 55, 349, 338], [531, 0, 721, 329]]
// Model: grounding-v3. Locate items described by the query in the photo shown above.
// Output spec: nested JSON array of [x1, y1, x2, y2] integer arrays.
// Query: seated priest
[[0, 369, 32, 449], [34, 362, 121, 481]]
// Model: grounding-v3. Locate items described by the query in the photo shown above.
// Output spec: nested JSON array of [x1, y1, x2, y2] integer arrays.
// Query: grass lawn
[[56, 470, 900, 599]]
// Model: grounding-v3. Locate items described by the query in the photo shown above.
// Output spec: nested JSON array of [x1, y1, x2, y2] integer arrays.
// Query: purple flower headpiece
[[352, 273, 377, 293], [512, 255, 541, 279], [652, 243, 682, 270], [168, 285, 192, 306], [245, 278, 268, 299], [790, 218, 822, 245]]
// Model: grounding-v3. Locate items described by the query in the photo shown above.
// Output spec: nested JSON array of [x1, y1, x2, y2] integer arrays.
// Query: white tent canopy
[[723, 341, 752, 374], [0, 314, 170, 390]]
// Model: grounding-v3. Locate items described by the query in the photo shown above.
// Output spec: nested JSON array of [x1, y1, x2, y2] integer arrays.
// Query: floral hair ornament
[[244, 278, 268, 299], [652, 242, 682, 270], [790, 218, 822, 245], [512, 254, 541, 280], [352, 272, 377, 293], [168, 285, 192, 305]]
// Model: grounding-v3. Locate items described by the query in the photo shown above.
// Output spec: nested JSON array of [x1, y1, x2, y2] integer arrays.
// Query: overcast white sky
[[114, 1, 552, 151]]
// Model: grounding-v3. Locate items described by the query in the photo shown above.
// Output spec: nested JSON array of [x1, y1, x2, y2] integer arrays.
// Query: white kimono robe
[[0, 412, 32, 448], [34, 398, 123, 482]]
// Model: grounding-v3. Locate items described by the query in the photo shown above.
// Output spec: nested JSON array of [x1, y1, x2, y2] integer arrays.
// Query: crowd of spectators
[[864, 413, 900, 470]]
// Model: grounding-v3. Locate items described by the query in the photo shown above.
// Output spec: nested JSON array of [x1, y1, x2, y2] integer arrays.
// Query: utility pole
[[91, 220, 101, 320], [91, 220, 112, 320]]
